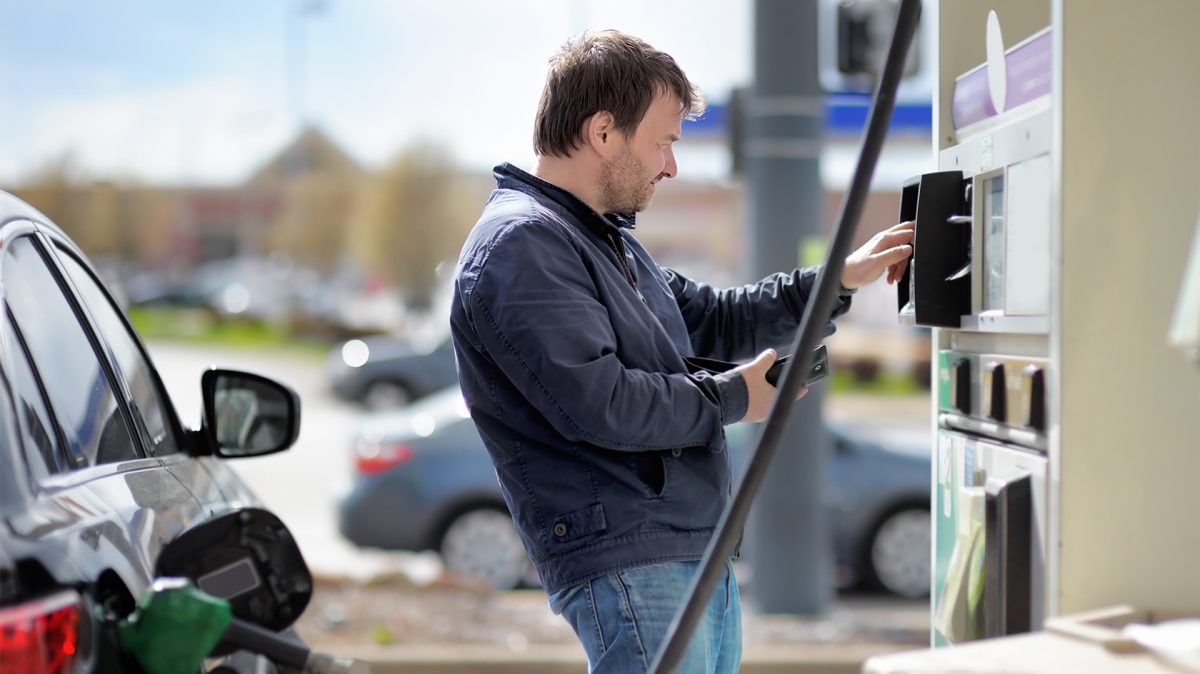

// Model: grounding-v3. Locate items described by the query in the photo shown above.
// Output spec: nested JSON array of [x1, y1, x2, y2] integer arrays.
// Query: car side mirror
[[200, 369, 300, 458]]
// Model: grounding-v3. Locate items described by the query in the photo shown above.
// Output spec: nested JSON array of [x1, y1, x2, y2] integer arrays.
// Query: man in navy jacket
[[451, 29, 915, 674]]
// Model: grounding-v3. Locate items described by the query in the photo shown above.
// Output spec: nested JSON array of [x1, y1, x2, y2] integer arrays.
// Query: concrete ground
[[324, 590, 931, 674]]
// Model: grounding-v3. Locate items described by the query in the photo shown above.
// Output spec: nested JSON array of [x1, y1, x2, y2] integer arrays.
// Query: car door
[[0, 222, 202, 600], [39, 229, 240, 509]]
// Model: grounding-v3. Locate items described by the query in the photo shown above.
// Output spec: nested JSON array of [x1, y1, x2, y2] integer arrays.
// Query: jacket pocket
[[628, 452, 667, 498], [549, 503, 607, 543]]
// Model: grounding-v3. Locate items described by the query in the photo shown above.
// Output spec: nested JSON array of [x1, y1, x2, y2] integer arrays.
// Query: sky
[[0, 0, 754, 186]]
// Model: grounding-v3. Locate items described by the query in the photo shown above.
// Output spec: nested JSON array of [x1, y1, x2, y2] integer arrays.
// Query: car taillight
[[0, 589, 81, 674], [355, 440, 413, 474]]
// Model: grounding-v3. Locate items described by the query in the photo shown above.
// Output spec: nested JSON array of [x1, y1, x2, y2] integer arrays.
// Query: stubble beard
[[599, 148, 654, 214]]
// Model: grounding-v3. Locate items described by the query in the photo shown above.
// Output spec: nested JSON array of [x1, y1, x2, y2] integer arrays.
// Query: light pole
[[286, 0, 326, 128], [746, 0, 831, 616]]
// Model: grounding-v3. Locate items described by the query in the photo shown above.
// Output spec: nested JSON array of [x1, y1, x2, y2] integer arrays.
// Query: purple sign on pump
[[951, 14, 1052, 133]]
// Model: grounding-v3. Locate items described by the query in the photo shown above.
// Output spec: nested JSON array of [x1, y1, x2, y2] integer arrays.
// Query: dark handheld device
[[765, 344, 830, 387], [682, 343, 829, 388]]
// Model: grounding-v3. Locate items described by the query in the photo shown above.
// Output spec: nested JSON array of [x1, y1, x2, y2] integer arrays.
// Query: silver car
[[0, 191, 305, 672]]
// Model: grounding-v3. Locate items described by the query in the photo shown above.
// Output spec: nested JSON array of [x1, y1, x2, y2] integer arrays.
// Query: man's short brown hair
[[533, 30, 706, 158]]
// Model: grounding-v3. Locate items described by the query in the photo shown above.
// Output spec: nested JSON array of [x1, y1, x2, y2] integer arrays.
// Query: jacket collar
[[494, 162, 638, 233]]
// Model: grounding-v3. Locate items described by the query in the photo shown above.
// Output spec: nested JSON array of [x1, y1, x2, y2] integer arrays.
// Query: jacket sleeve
[[461, 221, 748, 452], [664, 266, 852, 362]]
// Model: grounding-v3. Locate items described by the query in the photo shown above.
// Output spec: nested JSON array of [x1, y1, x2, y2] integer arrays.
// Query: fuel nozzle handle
[[117, 578, 370, 674], [221, 617, 372, 673]]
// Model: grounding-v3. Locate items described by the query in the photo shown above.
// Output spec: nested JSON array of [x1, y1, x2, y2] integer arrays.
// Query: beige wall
[[1055, 0, 1200, 613], [936, 1, 1050, 150]]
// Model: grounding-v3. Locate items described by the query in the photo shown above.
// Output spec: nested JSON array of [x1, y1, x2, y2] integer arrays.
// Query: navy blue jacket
[[450, 163, 849, 594]]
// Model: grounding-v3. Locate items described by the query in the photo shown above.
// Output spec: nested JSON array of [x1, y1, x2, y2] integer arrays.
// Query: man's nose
[[663, 148, 677, 179]]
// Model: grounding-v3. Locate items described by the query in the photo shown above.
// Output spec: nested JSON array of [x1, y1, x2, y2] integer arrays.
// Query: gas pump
[[905, 0, 1200, 651], [902, 13, 1054, 644]]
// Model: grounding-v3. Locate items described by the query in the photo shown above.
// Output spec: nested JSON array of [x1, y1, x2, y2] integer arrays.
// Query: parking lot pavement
[[299, 583, 929, 674], [327, 590, 929, 674]]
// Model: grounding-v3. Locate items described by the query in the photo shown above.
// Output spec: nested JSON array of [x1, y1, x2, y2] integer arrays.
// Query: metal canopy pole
[[647, 1, 923, 671], [747, 0, 830, 617]]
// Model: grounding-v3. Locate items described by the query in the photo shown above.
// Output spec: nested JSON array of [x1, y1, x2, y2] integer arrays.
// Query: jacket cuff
[[714, 371, 748, 426]]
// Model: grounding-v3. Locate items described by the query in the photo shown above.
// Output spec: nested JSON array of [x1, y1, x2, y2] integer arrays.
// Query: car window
[[3, 317, 72, 477], [56, 248, 182, 456], [2, 236, 139, 466], [0, 374, 28, 515]]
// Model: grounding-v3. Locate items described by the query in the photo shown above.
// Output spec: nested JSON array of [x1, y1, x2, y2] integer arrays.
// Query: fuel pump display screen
[[984, 176, 1006, 311]]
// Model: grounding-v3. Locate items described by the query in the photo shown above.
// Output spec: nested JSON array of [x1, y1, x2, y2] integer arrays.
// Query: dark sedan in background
[[337, 385, 932, 597], [326, 335, 459, 410]]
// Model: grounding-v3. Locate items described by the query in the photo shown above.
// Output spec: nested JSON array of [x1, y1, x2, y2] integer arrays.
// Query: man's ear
[[585, 110, 619, 158]]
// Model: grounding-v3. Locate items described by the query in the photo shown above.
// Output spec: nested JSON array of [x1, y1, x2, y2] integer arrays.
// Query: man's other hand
[[735, 349, 808, 423], [841, 220, 915, 290]]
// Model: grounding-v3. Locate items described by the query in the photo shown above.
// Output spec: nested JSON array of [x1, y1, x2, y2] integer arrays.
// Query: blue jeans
[[548, 560, 742, 674]]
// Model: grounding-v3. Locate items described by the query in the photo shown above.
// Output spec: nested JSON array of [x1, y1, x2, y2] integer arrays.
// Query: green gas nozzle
[[117, 578, 232, 674]]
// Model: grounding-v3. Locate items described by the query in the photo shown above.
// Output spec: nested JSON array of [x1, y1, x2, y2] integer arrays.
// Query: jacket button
[[553, 522, 568, 537], [671, 448, 682, 458]]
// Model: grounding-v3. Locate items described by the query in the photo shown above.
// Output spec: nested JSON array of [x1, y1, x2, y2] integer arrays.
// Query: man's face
[[598, 91, 682, 214]]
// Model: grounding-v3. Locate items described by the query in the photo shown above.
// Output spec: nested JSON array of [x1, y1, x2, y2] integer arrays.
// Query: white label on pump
[[1006, 154, 1052, 315]]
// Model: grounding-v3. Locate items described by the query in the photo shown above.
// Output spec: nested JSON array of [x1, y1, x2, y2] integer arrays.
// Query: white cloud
[[308, 0, 573, 172], [320, 0, 750, 173], [0, 1, 753, 185], [11, 77, 295, 185]]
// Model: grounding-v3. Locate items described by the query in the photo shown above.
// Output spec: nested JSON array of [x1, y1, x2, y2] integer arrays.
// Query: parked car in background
[[337, 384, 932, 597], [326, 334, 459, 410], [0, 191, 305, 672], [726, 419, 931, 598]]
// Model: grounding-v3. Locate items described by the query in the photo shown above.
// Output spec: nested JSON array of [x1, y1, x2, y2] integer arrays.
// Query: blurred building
[[10, 126, 360, 271], [174, 127, 363, 264], [8, 111, 934, 380]]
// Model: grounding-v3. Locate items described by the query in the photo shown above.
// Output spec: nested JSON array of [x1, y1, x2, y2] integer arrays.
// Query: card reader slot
[[896, 171, 973, 326]]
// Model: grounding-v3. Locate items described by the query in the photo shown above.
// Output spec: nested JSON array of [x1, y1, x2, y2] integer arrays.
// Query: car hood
[[845, 425, 931, 459], [356, 386, 471, 441], [725, 421, 930, 462], [358, 336, 420, 359], [358, 333, 450, 360]]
